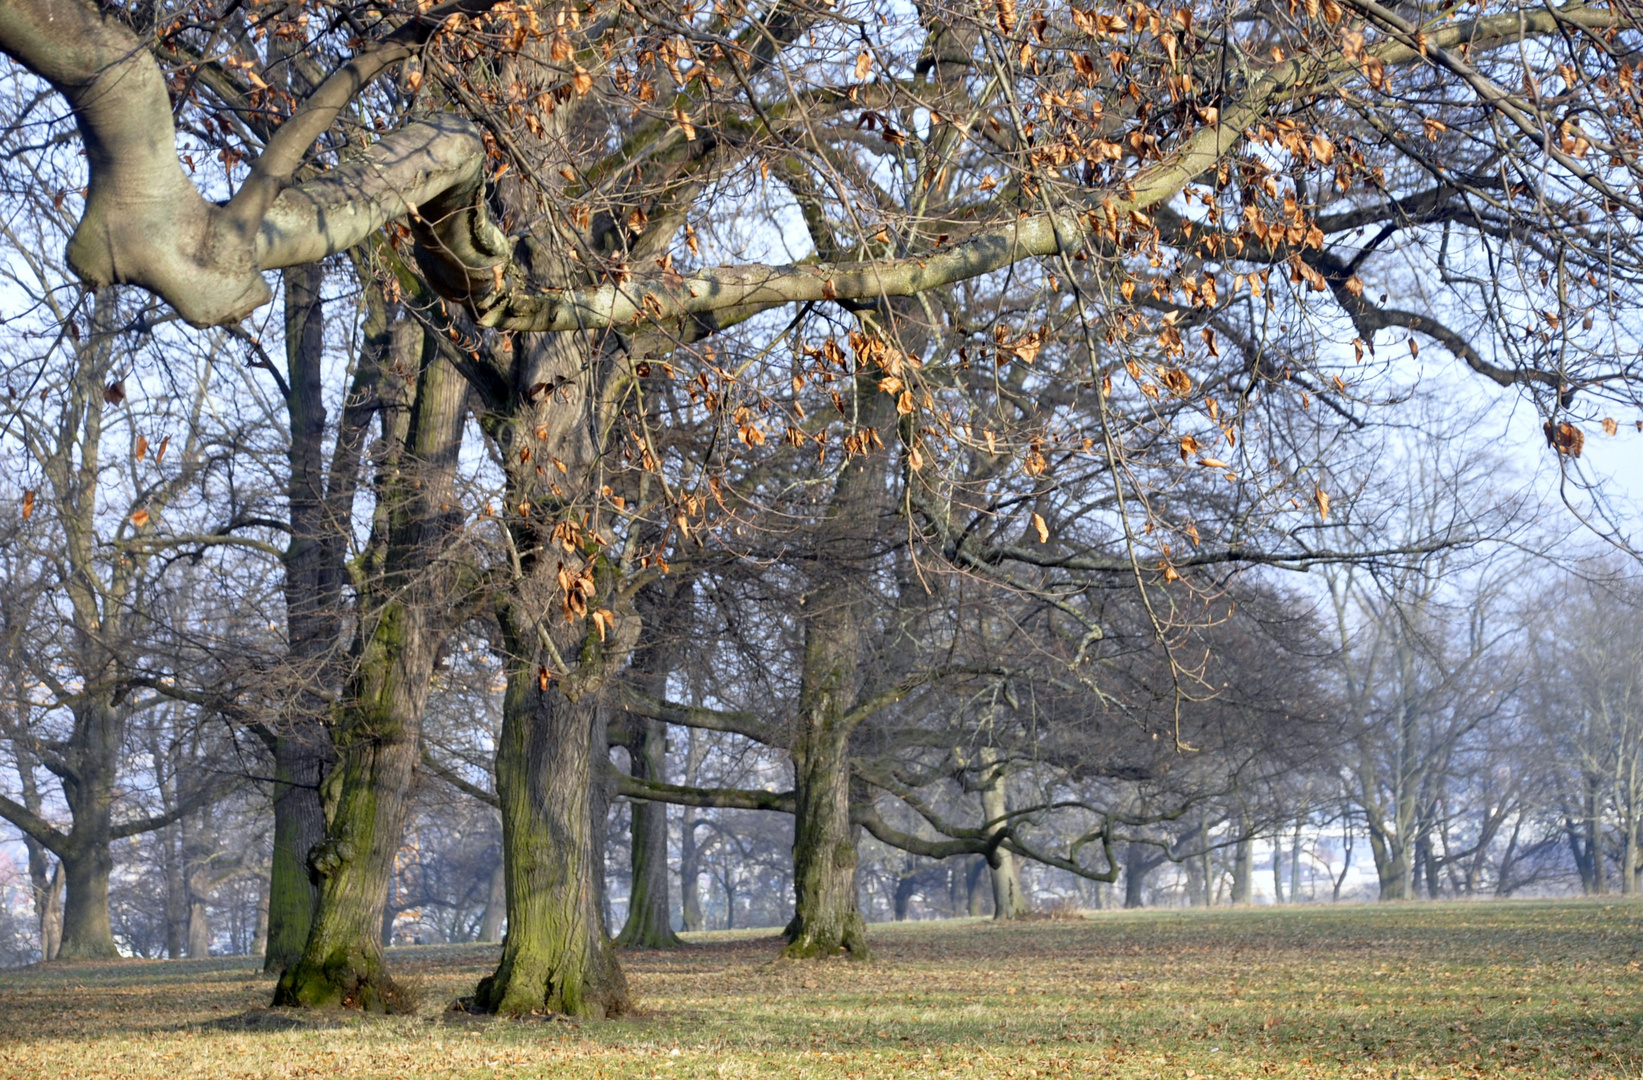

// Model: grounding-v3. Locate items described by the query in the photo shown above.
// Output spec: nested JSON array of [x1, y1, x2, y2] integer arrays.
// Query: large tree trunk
[[1123, 843, 1153, 909], [781, 379, 894, 960], [56, 842, 117, 960], [271, 610, 434, 1008], [475, 678, 629, 1017], [273, 330, 466, 1010], [784, 723, 869, 958], [264, 735, 329, 972], [616, 717, 682, 948], [55, 696, 122, 960], [186, 892, 212, 959], [471, 326, 636, 1015]]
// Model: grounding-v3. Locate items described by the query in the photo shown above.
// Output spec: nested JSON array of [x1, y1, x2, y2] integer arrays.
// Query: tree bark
[[265, 261, 350, 975], [56, 841, 117, 960], [273, 327, 467, 1010], [965, 856, 988, 916], [186, 890, 212, 958], [679, 730, 706, 932], [784, 722, 869, 957], [1230, 820, 1254, 906], [475, 678, 629, 1017], [616, 717, 682, 948], [264, 734, 329, 972], [781, 379, 894, 960], [979, 748, 1029, 919]]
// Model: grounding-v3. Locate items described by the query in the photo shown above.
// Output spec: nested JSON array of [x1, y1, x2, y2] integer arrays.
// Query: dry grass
[[1, 898, 1640, 1079]]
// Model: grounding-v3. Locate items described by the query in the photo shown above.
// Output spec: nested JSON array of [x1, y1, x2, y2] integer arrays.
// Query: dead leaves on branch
[[1545, 420, 1585, 457]]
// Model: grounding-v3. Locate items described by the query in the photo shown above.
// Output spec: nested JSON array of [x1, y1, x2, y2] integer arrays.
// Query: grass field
[[1, 899, 1639, 1079]]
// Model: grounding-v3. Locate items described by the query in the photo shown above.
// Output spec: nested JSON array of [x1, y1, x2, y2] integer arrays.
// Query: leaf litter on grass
[[0, 900, 1640, 1079]]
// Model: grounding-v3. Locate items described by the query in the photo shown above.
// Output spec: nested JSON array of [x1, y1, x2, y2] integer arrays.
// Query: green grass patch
[[1, 899, 1639, 1078]]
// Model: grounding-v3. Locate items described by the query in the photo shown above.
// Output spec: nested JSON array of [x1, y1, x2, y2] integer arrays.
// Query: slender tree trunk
[[679, 730, 705, 932], [617, 717, 682, 948], [476, 678, 629, 1017], [38, 860, 63, 961], [1185, 850, 1206, 907], [479, 855, 507, 942], [966, 856, 988, 916], [252, 878, 269, 960], [266, 261, 365, 974], [271, 616, 434, 1008], [273, 331, 466, 1010], [979, 749, 1028, 919], [1289, 819, 1304, 902], [893, 872, 916, 920], [1271, 840, 1285, 904], [1230, 821, 1253, 906], [21, 790, 62, 960], [680, 815, 704, 932], [1623, 819, 1639, 896], [1588, 782, 1607, 894]]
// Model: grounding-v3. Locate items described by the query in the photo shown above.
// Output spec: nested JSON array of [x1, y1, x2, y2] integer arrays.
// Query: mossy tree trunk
[[264, 735, 329, 971], [273, 324, 467, 1010], [476, 658, 629, 1016], [265, 261, 372, 973], [469, 325, 635, 1017]]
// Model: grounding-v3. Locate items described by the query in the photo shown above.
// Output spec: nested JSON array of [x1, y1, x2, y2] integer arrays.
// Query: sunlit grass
[[2, 899, 1639, 1078]]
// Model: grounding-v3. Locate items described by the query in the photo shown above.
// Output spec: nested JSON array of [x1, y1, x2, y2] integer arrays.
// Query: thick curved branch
[[0, 792, 67, 854]]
